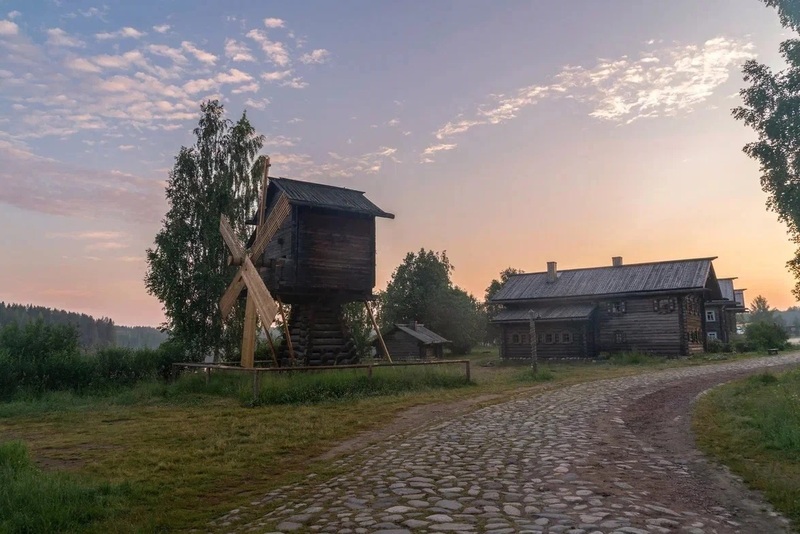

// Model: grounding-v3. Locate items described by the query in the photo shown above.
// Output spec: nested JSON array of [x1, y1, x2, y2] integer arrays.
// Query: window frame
[[705, 310, 716, 322], [561, 331, 572, 344], [511, 333, 520, 344]]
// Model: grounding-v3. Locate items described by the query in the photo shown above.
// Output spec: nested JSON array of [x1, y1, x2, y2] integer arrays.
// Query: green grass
[[694, 368, 800, 528], [0, 348, 790, 532], [607, 351, 667, 365], [0, 441, 128, 533]]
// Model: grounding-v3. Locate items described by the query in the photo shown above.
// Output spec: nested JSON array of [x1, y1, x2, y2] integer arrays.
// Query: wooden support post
[[528, 310, 539, 375], [205, 366, 211, 385], [241, 296, 257, 368], [365, 301, 392, 363], [277, 298, 295, 365], [264, 327, 279, 367], [465, 360, 471, 382]]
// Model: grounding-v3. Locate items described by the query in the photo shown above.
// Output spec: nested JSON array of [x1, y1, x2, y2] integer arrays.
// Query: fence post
[[252, 370, 260, 402], [205, 366, 211, 385], [465, 360, 471, 382]]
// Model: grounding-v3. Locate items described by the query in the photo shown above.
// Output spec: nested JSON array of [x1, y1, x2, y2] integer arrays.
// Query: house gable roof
[[491, 257, 719, 302], [390, 324, 450, 344], [492, 303, 596, 323], [267, 177, 394, 219]]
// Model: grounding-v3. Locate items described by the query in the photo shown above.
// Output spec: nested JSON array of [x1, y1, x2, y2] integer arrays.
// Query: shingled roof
[[383, 323, 450, 345], [491, 258, 719, 303], [269, 177, 394, 218], [492, 304, 596, 323]]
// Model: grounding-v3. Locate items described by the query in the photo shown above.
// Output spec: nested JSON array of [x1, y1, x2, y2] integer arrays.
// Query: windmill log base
[[277, 302, 359, 366]]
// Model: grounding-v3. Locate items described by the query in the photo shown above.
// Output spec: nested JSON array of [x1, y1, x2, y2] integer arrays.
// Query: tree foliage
[[483, 267, 525, 343], [746, 320, 789, 350], [750, 294, 776, 324], [145, 101, 264, 359], [0, 301, 115, 350], [733, 0, 800, 297], [380, 249, 485, 355]]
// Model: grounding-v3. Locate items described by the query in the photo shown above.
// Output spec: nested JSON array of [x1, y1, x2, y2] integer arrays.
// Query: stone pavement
[[213, 354, 800, 533]]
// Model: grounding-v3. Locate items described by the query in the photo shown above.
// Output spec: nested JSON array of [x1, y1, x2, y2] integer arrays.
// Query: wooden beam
[[241, 296, 257, 368], [277, 297, 295, 365], [365, 301, 392, 363], [240, 255, 279, 326], [220, 215, 246, 265], [219, 272, 245, 318], [250, 194, 290, 264]]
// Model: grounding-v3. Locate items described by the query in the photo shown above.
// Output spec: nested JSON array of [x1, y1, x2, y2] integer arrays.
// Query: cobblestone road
[[214, 354, 800, 534]]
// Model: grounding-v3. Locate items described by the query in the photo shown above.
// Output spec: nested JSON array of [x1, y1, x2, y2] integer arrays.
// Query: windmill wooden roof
[[269, 177, 394, 219], [491, 258, 719, 303]]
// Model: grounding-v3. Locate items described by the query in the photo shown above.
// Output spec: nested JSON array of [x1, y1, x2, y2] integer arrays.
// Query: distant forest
[[0, 302, 167, 350]]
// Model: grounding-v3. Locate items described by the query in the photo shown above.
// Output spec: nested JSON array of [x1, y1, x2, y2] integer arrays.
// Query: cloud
[[86, 241, 127, 251], [263, 18, 285, 28], [0, 140, 165, 223], [66, 57, 102, 73], [281, 77, 307, 89], [7, 11, 21, 20], [118, 144, 136, 150], [420, 143, 456, 163], [0, 19, 19, 35], [272, 146, 400, 179], [147, 44, 187, 64], [216, 68, 252, 84], [299, 48, 330, 64], [231, 82, 259, 94], [261, 69, 291, 82], [181, 41, 217, 64], [423, 36, 755, 161], [153, 24, 171, 33], [387, 118, 400, 127], [95, 27, 146, 40], [46, 28, 85, 48], [244, 97, 270, 110], [246, 29, 290, 66], [224, 38, 255, 62], [47, 231, 127, 240]]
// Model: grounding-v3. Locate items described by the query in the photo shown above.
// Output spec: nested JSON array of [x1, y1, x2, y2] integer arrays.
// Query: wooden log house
[[376, 321, 450, 361], [490, 256, 745, 360], [703, 278, 747, 343]]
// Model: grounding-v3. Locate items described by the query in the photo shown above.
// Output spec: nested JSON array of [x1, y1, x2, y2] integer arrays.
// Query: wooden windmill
[[219, 156, 394, 368]]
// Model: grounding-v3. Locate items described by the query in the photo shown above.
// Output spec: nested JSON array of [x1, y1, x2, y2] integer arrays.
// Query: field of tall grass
[[694, 368, 800, 528]]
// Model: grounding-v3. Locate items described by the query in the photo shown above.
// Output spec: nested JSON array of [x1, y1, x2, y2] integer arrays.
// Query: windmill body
[[220, 158, 393, 368]]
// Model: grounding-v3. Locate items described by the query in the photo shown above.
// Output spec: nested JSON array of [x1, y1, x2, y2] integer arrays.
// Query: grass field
[[0, 348, 777, 532], [694, 367, 800, 529]]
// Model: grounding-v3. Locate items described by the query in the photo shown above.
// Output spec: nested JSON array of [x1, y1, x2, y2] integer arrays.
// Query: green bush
[[745, 321, 789, 351], [0, 321, 188, 399], [706, 339, 724, 353], [608, 352, 665, 365], [0, 441, 128, 532]]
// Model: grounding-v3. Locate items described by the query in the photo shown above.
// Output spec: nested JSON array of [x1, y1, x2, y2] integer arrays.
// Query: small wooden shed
[[377, 322, 450, 360]]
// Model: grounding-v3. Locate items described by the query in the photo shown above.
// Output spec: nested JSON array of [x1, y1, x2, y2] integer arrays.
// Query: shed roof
[[718, 278, 736, 301], [390, 324, 450, 345], [491, 258, 718, 302], [269, 177, 394, 219], [492, 304, 596, 323]]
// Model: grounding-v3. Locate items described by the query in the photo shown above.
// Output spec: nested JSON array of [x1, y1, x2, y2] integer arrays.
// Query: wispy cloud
[[299, 48, 330, 64], [7, 11, 21, 20], [244, 97, 270, 110], [47, 231, 127, 240], [246, 29, 290, 66], [0, 19, 19, 36], [263, 18, 285, 29], [272, 146, 400, 179], [181, 41, 217, 64], [95, 27, 146, 40], [45, 28, 85, 48], [224, 38, 255, 62], [421, 36, 755, 161], [153, 24, 171, 33]]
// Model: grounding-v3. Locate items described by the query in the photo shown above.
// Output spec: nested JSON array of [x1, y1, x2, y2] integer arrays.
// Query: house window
[[561, 331, 573, 344], [521, 333, 528, 344], [614, 331, 626, 344], [545, 333, 554, 344], [537, 333, 543, 344], [653, 298, 676, 314], [511, 333, 520, 344], [607, 301, 626, 314], [553, 332, 560, 343], [707, 331, 718, 340], [706, 310, 716, 322]]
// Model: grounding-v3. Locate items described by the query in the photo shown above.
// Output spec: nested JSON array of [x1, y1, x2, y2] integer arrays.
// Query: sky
[[0, 0, 796, 326]]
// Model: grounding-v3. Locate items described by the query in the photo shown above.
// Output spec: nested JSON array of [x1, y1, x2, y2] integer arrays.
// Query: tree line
[[0, 302, 166, 350]]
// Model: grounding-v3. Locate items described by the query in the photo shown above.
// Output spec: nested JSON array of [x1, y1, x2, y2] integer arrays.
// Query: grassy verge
[[0, 441, 128, 533], [0, 348, 785, 532], [694, 368, 800, 529]]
